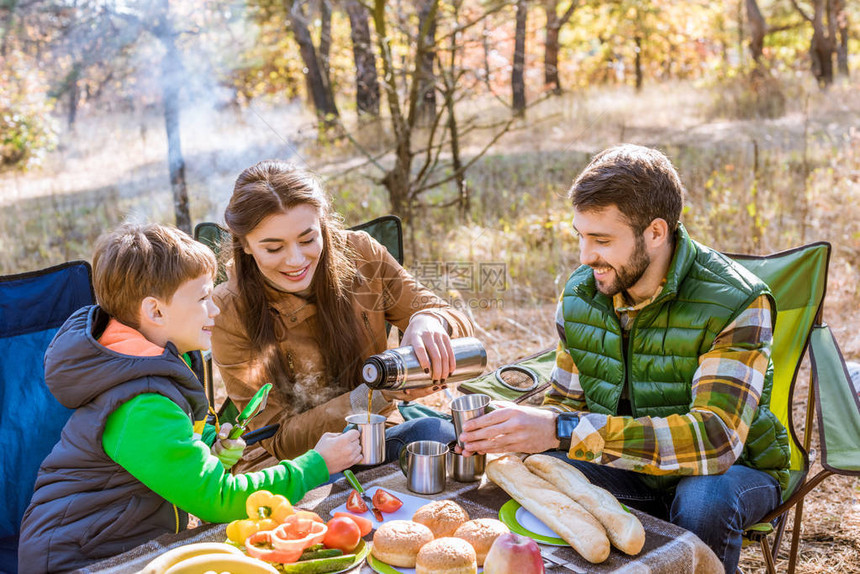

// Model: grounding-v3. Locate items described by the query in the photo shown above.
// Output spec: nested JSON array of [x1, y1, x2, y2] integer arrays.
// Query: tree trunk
[[372, 0, 412, 221], [154, 0, 191, 233], [345, 0, 380, 116], [416, 0, 437, 127], [746, 0, 766, 68], [287, 1, 339, 124], [319, 0, 333, 90], [634, 34, 643, 91], [737, 0, 746, 68], [68, 72, 78, 129], [544, 0, 561, 94], [835, 0, 849, 77], [512, 0, 527, 116], [810, 9, 834, 86]]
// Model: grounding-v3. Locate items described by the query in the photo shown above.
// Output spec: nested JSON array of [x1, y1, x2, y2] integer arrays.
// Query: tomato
[[372, 489, 403, 513], [333, 511, 373, 537], [323, 517, 361, 553], [346, 490, 368, 514]]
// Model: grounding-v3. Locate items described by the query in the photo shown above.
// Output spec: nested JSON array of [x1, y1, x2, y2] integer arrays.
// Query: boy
[[18, 223, 361, 573]]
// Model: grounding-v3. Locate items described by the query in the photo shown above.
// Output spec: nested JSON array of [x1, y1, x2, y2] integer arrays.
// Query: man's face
[[573, 206, 651, 297]]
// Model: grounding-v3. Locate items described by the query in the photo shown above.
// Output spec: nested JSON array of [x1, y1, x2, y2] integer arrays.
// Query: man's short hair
[[569, 144, 685, 237], [92, 223, 217, 328]]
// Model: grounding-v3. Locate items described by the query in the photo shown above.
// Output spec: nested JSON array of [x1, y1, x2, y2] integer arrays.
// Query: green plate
[[498, 500, 567, 546], [366, 552, 402, 574]]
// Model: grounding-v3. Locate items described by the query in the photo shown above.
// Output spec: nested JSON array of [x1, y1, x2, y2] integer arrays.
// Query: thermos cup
[[361, 337, 487, 391]]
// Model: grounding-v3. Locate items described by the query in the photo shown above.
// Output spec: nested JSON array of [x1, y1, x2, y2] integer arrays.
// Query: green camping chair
[[461, 242, 850, 574], [193, 215, 405, 436]]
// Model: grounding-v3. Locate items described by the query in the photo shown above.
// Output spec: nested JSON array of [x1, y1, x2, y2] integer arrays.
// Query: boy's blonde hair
[[92, 223, 217, 328]]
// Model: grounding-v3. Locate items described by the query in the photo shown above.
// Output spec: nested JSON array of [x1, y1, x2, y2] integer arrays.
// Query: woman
[[212, 160, 474, 471]]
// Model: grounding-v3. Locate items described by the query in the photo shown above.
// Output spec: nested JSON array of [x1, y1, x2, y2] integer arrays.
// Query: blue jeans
[[547, 452, 781, 574]]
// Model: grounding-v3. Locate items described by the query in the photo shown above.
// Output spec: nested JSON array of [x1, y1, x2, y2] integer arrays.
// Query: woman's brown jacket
[[212, 230, 474, 464]]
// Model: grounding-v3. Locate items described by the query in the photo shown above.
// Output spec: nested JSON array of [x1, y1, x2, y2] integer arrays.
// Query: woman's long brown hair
[[224, 160, 366, 407]]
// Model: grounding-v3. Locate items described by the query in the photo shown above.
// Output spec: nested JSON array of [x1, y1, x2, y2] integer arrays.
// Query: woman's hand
[[400, 311, 456, 383], [314, 430, 363, 475]]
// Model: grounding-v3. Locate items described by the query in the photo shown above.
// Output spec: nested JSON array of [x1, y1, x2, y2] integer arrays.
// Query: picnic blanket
[[85, 460, 722, 574]]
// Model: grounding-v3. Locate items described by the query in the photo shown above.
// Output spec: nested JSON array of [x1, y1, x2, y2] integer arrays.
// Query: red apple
[[483, 532, 545, 574]]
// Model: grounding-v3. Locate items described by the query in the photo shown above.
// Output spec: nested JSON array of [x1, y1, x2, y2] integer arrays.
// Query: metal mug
[[398, 440, 448, 494], [450, 393, 491, 447], [446, 441, 486, 482], [345, 414, 386, 465]]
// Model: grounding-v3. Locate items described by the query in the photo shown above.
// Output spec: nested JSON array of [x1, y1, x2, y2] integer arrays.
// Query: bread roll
[[371, 520, 435, 567], [452, 519, 510, 565], [525, 454, 645, 555], [415, 537, 478, 574], [486, 454, 610, 563], [413, 500, 470, 538]]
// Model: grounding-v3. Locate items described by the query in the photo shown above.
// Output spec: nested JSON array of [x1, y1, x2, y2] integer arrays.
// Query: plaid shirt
[[544, 287, 774, 477]]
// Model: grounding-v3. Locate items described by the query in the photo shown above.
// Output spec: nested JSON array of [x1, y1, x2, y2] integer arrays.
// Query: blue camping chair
[[0, 261, 95, 573]]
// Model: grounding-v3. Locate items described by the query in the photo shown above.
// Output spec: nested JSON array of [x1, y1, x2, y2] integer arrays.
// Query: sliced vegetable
[[280, 553, 357, 574], [332, 512, 373, 537], [293, 510, 324, 523], [298, 548, 344, 561], [345, 490, 368, 514], [271, 516, 328, 552], [323, 517, 361, 553], [372, 489, 403, 513], [245, 530, 304, 564]]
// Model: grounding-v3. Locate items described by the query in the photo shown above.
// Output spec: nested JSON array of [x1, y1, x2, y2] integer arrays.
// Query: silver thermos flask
[[362, 337, 488, 390]]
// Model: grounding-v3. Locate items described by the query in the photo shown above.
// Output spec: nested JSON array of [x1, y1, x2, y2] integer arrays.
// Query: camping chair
[[460, 242, 843, 574], [0, 261, 95, 573], [193, 215, 404, 437]]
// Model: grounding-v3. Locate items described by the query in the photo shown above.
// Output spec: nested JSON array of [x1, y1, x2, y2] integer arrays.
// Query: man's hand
[[458, 402, 560, 456], [211, 423, 246, 470]]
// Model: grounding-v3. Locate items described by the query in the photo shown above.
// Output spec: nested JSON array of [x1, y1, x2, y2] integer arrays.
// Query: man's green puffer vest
[[561, 225, 790, 492]]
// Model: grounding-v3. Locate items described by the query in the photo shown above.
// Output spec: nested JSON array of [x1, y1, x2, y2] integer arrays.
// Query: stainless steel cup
[[446, 441, 486, 482], [345, 414, 386, 465], [398, 440, 448, 494], [450, 393, 491, 447]]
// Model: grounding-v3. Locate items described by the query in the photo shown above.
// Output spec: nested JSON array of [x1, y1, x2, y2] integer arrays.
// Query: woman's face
[[242, 204, 324, 295]]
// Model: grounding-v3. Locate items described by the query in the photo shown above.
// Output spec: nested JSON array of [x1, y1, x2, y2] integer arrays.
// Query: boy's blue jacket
[[17, 305, 328, 572]]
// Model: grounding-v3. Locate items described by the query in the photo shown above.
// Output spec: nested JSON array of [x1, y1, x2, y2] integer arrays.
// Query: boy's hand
[[314, 430, 362, 475], [211, 423, 246, 470]]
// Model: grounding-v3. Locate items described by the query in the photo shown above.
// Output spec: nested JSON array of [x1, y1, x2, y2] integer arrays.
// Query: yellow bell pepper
[[245, 490, 294, 523], [226, 518, 261, 544]]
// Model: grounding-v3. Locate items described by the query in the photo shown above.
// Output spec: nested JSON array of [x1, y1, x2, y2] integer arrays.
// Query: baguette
[[485, 455, 610, 563], [525, 454, 645, 555]]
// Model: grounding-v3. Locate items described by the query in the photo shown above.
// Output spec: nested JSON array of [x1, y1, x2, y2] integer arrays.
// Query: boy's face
[[160, 274, 220, 355]]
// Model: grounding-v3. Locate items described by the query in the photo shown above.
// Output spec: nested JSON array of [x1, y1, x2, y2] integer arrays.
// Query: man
[[460, 144, 789, 574]]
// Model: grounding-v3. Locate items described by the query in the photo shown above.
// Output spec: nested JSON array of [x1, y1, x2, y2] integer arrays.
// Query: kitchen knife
[[344, 469, 384, 522]]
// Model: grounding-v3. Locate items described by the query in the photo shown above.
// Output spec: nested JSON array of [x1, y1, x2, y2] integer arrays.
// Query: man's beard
[[594, 236, 651, 297]]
